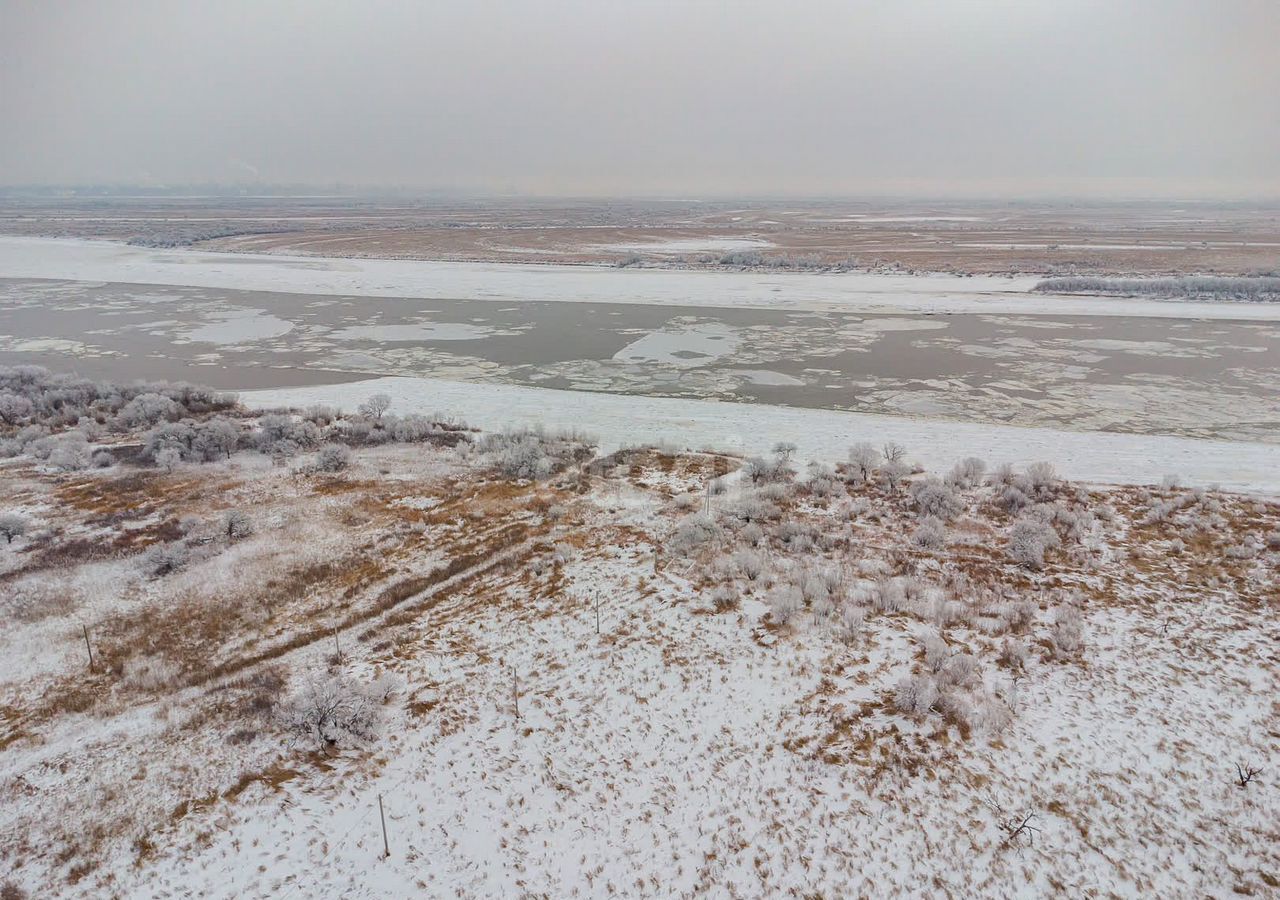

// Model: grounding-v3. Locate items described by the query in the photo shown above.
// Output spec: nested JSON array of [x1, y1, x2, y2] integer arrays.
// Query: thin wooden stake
[[378, 793, 390, 858], [512, 667, 520, 719], [82, 624, 94, 671], [594, 592, 601, 635], [333, 627, 342, 664]]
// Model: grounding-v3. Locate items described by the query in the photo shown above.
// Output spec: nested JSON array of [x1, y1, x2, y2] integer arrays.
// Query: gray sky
[[2, 0, 1277, 198]]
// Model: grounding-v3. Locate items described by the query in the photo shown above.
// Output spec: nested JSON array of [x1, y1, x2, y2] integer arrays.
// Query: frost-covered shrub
[[999, 599, 1037, 632], [303, 404, 340, 426], [47, 433, 91, 471], [743, 455, 793, 484], [122, 655, 182, 692], [870, 578, 907, 614], [837, 604, 865, 643], [976, 696, 1014, 733], [733, 549, 764, 581], [774, 520, 815, 552], [997, 638, 1028, 671], [800, 571, 830, 604], [920, 630, 949, 672], [880, 459, 910, 492], [806, 462, 839, 498], [729, 494, 781, 523], [481, 428, 591, 480], [1007, 519, 1061, 569], [910, 477, 964, 521], [144, 421, 195, 462], [223, 509, 254, 540], [1025, 461, 1058, 495], [142, 542, 189, 577], [191, 417, 241, 461], [946, 457, 987, 489], [672, 493, 698, 511], [255, 414, 321, 457], [91, 449, 115, 469], [895, 675, 938, 716], [118, 392, 183, 428], [1049, 605, 1084, 658], [767, 584, 803, 625], [912, 516, 946, 550], [669, 514, 722, 555], [0, 390, 35, 425], [998, 484, 1031, 514], [710, 584, 739, 612], [386, 414, 437, 443], [938, 653, 979, 689], [279, 675, 391, 749], [155, 446, 182, 473], [740, 522, 764, 547], [314, 443, 352, 473]]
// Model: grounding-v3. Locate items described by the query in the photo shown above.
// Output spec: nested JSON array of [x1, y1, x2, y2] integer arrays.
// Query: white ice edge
[[3, 236, 1279, 319], [241, 375, 1280, 494]]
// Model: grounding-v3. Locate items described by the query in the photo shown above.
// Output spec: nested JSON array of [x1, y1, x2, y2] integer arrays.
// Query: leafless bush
[[733, 549, 764, 581], [946, 456, 987, 489], [997, 638, 1028, 671], [913, 516, 947, 549], [710, 584, 739, 612], [910, 477, 964, 521], [122, 655, 181, 693], [1007, 519, 1061, 569], [279, 675, 393, 750], [1049, 605, 1084, 658], [938, 653, 979, 689], [767, 584, 803, 625], [669, 514, 722, 555], [313, 443, 352, 473], [142, 542, 190, 577], [895, 675, 939, 716], [223, 509, 254, 540]]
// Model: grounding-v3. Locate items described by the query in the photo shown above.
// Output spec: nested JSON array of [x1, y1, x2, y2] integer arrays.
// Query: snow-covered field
[[3, 236, 1279, 319], [2, 423, 1277, 898], [244, 375, 1280, 494]]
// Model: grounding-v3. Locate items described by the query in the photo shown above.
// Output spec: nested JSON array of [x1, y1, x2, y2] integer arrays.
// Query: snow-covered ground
[[244, 375, 1280, 494], [3, 236, 1279, 319]]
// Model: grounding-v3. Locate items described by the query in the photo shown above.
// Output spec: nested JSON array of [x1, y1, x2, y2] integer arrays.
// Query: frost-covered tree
[[847, 442, 880, 483], [192, 417, 241, 461], [0, 512, 29, 544]]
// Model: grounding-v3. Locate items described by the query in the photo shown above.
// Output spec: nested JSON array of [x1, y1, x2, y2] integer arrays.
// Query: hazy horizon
[[3, 0, 1278, 200]]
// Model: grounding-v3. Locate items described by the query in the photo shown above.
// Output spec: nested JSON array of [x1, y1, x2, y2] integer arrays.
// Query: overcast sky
[[2, 0, 1277, 198]]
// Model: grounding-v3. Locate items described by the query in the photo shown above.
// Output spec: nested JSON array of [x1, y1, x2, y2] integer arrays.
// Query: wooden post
[[378, 793, 390, 858], [512, 667, 520, 719], [82, 624, 94, 672], [333, 627, 342, 664], [594, 592, 601, 635]]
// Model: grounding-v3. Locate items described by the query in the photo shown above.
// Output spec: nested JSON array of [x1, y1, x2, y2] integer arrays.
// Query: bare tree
[[358, 393, 392, 420], [1234, 761, 1263, 788]]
